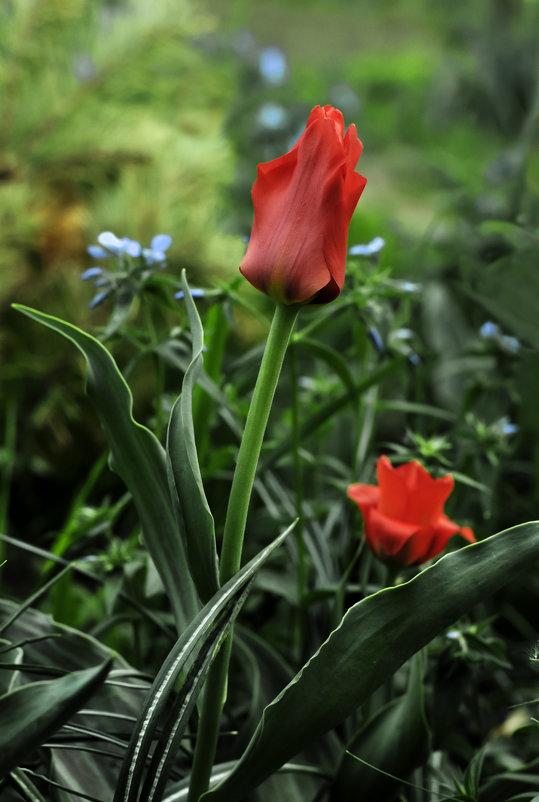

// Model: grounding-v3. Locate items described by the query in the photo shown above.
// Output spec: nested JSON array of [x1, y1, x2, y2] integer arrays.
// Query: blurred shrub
[[0, 0, 244, 539]]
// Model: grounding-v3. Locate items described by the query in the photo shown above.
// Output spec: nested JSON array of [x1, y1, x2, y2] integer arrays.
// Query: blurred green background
[[1, 0, 538, 563]]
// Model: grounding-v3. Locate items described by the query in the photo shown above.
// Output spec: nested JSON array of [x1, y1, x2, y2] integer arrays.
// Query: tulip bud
[[240, 105, 367, 305]]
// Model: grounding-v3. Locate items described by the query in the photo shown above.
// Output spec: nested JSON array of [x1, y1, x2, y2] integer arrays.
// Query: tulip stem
[[384, 563, 400, 588], [188, 301, 299, 802]]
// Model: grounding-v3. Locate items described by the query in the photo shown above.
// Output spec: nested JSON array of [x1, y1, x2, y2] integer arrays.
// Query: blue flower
[[174, 288, 205, 301], [142, 234, 173, 265], [88, 291, 109, 309], [500, 335, 520, 355], [368, 326, 384, 353], [87, 231, 142, 259], [256, 102, 288, 131], [349, 236, 386, 257], [479, 321, 500, 339], [502, 419, 518, 436], [259, 47, 288, 85], [397, 281, 421, 293], [83, 230, 174, 311], [479, 322, 520, 354], [87, 245, 109, 259], [80, 267, 103, 280]]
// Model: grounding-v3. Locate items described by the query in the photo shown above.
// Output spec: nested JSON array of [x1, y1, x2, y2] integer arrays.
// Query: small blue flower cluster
[[81, 231, 172, 309], [479, 321, 520, 355]]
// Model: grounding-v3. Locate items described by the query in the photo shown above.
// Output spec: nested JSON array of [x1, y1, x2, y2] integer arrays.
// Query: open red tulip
[[347, 455, 475, 566], [239, 105, 367, 305]]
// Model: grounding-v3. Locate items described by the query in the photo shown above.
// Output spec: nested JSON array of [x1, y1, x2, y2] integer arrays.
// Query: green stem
[[288, 344, 306, 600], [0, 399, 17, 551], [384, 562, 400, 588], [142, 301, 165, 440], [188, 302, 299, 802], [192, 303, 229, 465], [219, 302, 300, 583], [289, 344, 309, 661]]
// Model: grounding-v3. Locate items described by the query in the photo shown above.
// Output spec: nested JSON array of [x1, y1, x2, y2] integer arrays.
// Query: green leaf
[[114, 520, 296, 802], [13, 304, 199, 632], [294, 337, 357, 398], [204, 521, 539, 802], [167, 271, 219, 603], [141, 600, 241, 802], [0, 639, 23, 695], [260, 358, 401, 471], [0, 598, 153, 801], [473, 248, 539, 350], [7, 767, 48, 802], [0, 660, 111, 777], [331, 652, 429, 800]]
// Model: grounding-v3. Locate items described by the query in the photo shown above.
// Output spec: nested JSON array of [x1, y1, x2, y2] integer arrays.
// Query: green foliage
[[3, 0, 539, 800], [0, 659, 112, 778], [14, 303, 199, 631], [204, 523, 539, 801], [118, 525, 294, 802], [167, 272, 219, 603]]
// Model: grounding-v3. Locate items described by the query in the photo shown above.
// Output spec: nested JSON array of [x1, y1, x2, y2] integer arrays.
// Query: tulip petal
[[420, 515, 476, 563], [377, 455, 454, 526], [346, 483, 379, 518], [364, 507, 421, 561], [395, 525, 437, 566]]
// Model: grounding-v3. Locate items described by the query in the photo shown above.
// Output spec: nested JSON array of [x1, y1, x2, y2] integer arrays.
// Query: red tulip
[[347, 456, 475, 566], [239, 105, 367, 305]]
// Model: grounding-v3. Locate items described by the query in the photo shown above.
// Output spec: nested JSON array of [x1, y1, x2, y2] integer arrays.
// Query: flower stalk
[[188, 301, 299, 802]]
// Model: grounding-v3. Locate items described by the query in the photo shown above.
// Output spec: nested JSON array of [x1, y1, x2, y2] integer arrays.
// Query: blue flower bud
[[175, 288, 205, 300], [80, 267, 103, 280], [88, 291, 108, 309], [87, 245, 110, 259]]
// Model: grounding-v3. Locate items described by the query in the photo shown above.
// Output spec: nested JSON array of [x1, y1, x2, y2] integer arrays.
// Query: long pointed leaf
[[142, 591, 247, 802], [13, 305, 199, 632], [167, 271, 219, 603], [204, 521, 539, 802], [8, 767, 48, 801], [0, 660, 112, 776], [331, 652, 429, 800], [114, 520, 296, 802]]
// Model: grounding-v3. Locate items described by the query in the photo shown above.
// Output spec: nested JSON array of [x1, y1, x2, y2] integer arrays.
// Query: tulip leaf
[[203, 521, 539, 802], [167, 271, 219, 603], [8, 767, 49, 801], [0, 659, 112, 777], [12, 304, 199, 633], [330, 652, 429, 801], [114, 520, 296, 802]]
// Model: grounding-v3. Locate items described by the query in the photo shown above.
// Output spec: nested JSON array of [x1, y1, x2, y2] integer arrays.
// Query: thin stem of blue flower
[[192, 302, 229, 464], [288, 343, 306, 599], [143, 302, 165, 440], [288, 343, 309, 660], [187, 301, 299, 802], [0, 398, 17, 557]]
